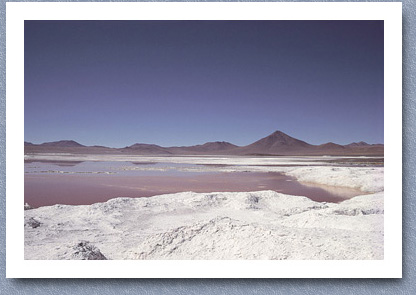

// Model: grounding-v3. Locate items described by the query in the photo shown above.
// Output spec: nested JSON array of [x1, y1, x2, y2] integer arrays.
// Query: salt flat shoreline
[[24, 156, 384, 260], [24, 154, 384, 192]]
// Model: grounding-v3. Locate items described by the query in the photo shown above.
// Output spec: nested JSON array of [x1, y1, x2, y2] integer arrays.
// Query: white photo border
[[6, 2, 402, 278]]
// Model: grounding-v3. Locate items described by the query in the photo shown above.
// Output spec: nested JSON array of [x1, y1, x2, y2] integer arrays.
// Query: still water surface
[[25, 160, 365, 207]]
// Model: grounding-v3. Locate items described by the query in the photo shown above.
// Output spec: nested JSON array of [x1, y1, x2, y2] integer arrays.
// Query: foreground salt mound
[[24, 190, 383, 260]]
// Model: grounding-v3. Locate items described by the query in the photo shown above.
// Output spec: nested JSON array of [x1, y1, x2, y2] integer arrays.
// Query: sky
[[25, 20, 384, 148]]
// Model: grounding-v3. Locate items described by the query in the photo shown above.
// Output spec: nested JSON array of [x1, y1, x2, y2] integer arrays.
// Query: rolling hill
[[24, 131, 384, 156]]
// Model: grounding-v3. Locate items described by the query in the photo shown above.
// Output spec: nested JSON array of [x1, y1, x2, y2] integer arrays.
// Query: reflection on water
[[25, 160, 84, 167], [25, 160, 209, 176], [197, 164, 230, 168], [25, 160, 367, 207]]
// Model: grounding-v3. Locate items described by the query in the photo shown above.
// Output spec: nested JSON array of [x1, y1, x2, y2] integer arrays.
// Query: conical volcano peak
[[245, 130, 312, 151], [262, 130, 304, 144], [269, 130, 292, 138], [271, 130, 287, 135]]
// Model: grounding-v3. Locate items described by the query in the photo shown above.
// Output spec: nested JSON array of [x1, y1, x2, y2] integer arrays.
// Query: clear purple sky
[[25, 20, 384, 148]]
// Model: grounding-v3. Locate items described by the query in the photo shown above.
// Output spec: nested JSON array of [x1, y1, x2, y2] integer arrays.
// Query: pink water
[[25, 170, 364, 207]]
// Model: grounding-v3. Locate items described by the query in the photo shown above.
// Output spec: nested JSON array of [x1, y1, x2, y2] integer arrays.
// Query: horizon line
[[24, 130, 385, 149]]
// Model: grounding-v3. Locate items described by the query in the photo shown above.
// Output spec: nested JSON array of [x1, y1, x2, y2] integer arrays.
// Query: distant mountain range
[[24, 130, 384, 156]]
